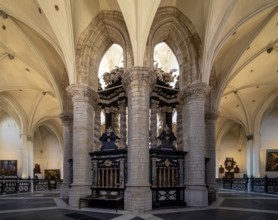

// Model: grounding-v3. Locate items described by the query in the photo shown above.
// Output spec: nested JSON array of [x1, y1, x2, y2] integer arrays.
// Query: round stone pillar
[[122, 67, 156, 211], [179, 83, 209, 207], [205, 111, 218, 189], [60, 112, 73, 199], [67, 84, 98, 208]]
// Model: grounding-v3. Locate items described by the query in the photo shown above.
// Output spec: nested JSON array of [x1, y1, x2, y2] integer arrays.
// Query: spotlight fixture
[[8, 54, 14, 60], [267, 47, 273, 54]]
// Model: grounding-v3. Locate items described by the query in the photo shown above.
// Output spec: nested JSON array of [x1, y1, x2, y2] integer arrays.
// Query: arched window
[[98, 44, 124, 90]]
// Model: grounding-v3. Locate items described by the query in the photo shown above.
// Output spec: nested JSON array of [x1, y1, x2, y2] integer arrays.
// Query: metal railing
[[216, 175, 278, 194], [0, 177, 62, 194]]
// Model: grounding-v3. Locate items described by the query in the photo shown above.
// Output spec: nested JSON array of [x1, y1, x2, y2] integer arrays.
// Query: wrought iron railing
[[0, 177, 61, 194], [216, 175, 278, 194]]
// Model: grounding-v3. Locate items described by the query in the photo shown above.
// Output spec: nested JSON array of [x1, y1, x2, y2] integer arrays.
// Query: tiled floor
[[0, 190, 277, 220]]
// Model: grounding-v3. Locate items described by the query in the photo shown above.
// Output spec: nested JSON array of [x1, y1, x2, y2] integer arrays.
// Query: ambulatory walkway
[[0, 189, 278, 220]]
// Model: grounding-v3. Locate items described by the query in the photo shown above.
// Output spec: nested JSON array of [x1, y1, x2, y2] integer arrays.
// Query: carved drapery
[[94, 105, 102, 151], [119, 99, 127, 147], [150, 99, 159, 148]]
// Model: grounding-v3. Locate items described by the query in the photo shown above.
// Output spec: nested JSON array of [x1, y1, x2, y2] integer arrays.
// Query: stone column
[[118, 99, 127, 147], [60, 112, 73, 199], [176, 104, 183, 150], [94, 105, 102, 151], [179, 83, 209, 207], [21, 134, 29, 178], [27, 136, 34, 179], [246, 134, 254, 191], [122, 67, 156, 211], [205, 111, 218, 189], [67, 84, 98, 208], [150, 99, 159, 148]]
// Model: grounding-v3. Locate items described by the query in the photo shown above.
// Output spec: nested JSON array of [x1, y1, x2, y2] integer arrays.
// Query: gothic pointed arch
[[145, 7, 202, 88], [76, 11, 133, 90]]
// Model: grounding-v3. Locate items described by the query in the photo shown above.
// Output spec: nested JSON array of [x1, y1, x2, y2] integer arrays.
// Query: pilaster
[[122, 67, 156, 211], [205, 111, 218, 189], [246, 134, 254, 191], [60, 112, 73, 199], [21, 134, 34, 179]]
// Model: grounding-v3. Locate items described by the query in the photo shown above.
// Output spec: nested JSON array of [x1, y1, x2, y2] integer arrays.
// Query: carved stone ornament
[[205, 111, 219, 122], [66, 84, 99, 106], [178, 83, 210, 103], [59, 112, 73, 122], [122, 67, 156, 91], [246, 135, 254, 141]]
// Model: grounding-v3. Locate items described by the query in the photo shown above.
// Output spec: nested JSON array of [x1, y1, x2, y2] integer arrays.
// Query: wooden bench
[[79, 194, 123, 212]]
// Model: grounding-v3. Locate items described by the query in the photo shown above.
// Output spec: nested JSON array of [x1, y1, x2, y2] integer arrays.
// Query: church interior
[[0, 0, 278, 212]]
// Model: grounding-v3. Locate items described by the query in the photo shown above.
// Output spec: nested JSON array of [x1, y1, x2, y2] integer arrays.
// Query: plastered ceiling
[[0, 0, 277, 139]]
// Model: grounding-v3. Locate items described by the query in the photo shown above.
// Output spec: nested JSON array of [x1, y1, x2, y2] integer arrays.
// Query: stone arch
[[76, 11, 133, 90], [0, 94, 27, 135], [145, 7, 202, 88]]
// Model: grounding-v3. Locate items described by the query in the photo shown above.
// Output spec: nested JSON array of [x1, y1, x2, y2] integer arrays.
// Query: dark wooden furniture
[[150, 149, 187, 207]]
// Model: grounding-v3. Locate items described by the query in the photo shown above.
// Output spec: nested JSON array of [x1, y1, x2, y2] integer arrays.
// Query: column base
[[69, 185, 91, 208], [124, 186, 152, 211], [184, 185, 208, 207]]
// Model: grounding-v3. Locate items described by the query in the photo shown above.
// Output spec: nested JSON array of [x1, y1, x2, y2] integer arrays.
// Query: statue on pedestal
[[99, 127, 120, 151], [157, 125, 176, 150]]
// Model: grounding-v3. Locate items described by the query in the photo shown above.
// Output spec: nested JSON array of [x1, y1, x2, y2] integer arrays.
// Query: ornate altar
[[220, 157, 240, 178]]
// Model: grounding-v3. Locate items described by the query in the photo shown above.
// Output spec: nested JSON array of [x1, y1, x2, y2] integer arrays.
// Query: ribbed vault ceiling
[[0, 0, 277, 140]]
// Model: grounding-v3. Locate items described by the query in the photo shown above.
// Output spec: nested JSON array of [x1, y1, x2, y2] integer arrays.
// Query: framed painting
[[44, 169, 60, 180], [265, 150, 278, 171], [0, 160, 17, 176]]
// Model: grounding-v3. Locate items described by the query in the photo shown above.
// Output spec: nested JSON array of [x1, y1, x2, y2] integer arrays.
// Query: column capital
[[27, 135, 33, 142], [66, 84, 99, 107], [60, 112, 73, 122], [122, 67, 156, 92], [178, 83, 210, 103], [205, 111, 219, 122]]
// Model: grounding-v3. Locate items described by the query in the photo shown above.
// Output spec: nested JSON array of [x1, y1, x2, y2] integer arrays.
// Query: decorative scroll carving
[[178, 83, 209, 103], [66, 84, 99, 107]]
